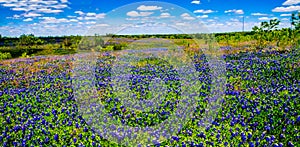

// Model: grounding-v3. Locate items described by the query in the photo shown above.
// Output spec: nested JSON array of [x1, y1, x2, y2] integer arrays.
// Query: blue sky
[[0, 0, 299, 36]]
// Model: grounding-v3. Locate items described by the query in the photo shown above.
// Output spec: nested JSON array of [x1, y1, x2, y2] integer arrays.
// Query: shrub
[[0, 52, 12, 60]]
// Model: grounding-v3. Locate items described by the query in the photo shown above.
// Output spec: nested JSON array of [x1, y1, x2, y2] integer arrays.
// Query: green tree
[[291, 12, 300, 30], [291, 12, 300, 48], [252, 19, 280, 48], [18, 34, 44, 46]]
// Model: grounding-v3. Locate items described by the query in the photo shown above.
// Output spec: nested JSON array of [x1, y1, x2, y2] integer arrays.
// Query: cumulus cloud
[[251, 13, 268, 16], [86, 12, 96, 16], [191, 0, 201, 4], [282, 0, 300, 5], [181, 13, 195, 20], [0, 0, 69, 20], [197, 15, 208, 18], [23, 18, 33, 22], [37, 8, 63, 13], [193, 9, 215, 14], [0, 0, 68, 13], [272, 5, 300, 12], [280, 13, 292, 16], [85, 21, 96, 25], [137, 5, 162, 11], [126, 17, 140, 21], [24, 12, 42, 17], [258, 17, 278, 20], [11, 7, 29, 11], [61, 0, 68, 3], [40, 17, 70, 23], [225, 9, 244, 14], [74, 11, 106, 20], [75, 11, 84, 15], [159, 12, 172, 18], [127, 11, 154, 17]]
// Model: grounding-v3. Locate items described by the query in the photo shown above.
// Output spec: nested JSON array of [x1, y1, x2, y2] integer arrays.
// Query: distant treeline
[[0, 32, 257, 46], [0, 35, 81, 47], [0, 12, 299, 60]]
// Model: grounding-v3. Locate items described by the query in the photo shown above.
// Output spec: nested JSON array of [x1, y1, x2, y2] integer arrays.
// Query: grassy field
[[0, 35, 299, 146]]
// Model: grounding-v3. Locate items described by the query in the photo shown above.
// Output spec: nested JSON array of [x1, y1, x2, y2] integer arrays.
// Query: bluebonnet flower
[[54, 134, 59, 141]]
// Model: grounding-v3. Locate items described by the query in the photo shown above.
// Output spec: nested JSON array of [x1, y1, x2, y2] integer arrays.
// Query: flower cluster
[[0, 48, 299, 146]]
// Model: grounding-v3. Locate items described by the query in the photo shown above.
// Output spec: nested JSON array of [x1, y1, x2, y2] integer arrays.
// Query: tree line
[[0, 12, 299, 60]]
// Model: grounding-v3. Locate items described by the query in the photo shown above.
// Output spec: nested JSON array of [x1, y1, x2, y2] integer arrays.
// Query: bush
[[21, 52, 29, 58], [0, 52, 12, 60], [102, 45, 114, 51]]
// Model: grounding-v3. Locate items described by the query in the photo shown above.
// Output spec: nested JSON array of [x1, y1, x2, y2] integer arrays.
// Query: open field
[[0, 38, 299, 146], [0, 13, 300, 147]]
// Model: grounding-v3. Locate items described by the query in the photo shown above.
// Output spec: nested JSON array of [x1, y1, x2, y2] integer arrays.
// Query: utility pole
[[242, 16, 245, 32]]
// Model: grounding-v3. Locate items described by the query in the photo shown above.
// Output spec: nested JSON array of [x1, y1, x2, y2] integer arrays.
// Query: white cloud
[[40, 17, 70, 23], [282, 0, 300, 5], [73, 11, 105, 20], [67, 15, 76, 18], [39, 1, 58, 5], [197, 15, 208, 18], [86, 21, 96, 25], [24, 12, 42, 17], [0, 0, 15, 2], [11, 7, 30, 11], [95, 13, 105, 19], [37, 8, 63, 13], [3, 3, 26, 7], [86, 12, 96, 16], [69, 19, 78, 22], [50, 4, 68, 9], [225, 9, 244, 14], [84, 16, 96, 20], [23, 18, 33, 22], [272, 5, 300, 12], [126, 11, 140, 17], [258, 17, 269, 20], [258, 17, 278, 20], [251, 13, 268, 16], [193, 9, 215, 14], [191, 0, 200, 4], [137, 5, 162, 11], [206, 19, 215, 22], [61, 0, 68, 3], [75, 11, 84, 15], [280, 13, 292, 16], [181, 13, 195, 20], [126, 17, 140, 20], [13, 14, 21, 19], [127, 11, 153, 17], [160, 12, 171, 18], [0, 0, 68, 15], [160, 9, 169, 12]]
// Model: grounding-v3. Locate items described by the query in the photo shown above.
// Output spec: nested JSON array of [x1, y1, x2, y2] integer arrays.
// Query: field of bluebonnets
[[1, 35, 299, 147]]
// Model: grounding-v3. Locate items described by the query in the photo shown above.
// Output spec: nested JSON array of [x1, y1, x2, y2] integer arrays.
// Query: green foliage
[[18, 34, 44, 46], [21, 52, 29, 58], [291, 12, 300, 30], [102, 45, 114, 51], [78, 35, 104, 51], [0, 52, 12, 60], [251, 19, 281, 48]]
